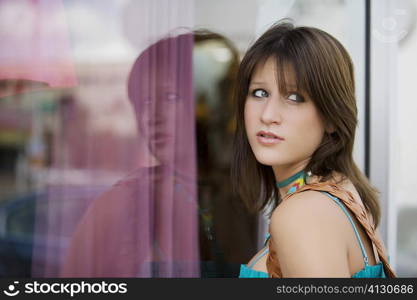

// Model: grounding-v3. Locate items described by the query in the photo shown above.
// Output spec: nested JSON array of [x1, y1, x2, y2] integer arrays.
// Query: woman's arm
[[269, 191, 351, 277]]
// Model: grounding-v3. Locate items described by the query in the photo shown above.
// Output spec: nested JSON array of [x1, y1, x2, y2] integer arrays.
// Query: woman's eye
[[252, 89, 268, 98], [287, 93, 305, 103], [165, 92, 179, 102], [143, 96, 152, 105]]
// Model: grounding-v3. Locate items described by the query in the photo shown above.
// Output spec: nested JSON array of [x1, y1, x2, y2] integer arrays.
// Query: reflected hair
[[231, 20, 381, 227]]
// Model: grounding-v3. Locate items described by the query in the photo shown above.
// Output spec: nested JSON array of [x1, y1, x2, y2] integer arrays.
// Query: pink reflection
[[0, 0, 76, 98], [51, 33, 200, 277]]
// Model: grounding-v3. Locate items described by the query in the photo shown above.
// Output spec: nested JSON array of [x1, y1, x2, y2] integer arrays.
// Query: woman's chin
[[253, 155, 284, 167]]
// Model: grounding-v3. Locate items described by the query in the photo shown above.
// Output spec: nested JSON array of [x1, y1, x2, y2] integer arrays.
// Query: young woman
[[232, 21, 396, 278]]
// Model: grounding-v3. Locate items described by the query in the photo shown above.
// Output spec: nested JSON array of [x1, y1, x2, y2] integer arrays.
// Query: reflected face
[[140, 81, 175, 132], [128, 35, 194, 165], [137, 78, 183, 163], [244, 57, 326, 173]]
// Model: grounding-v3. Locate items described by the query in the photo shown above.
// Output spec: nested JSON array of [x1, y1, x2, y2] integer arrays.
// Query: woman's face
[[129, 35, 195, 166], [244, 56, 326, 177]]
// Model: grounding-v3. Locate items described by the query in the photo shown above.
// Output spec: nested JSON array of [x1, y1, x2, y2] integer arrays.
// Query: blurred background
[[0, 0, 415, 277]]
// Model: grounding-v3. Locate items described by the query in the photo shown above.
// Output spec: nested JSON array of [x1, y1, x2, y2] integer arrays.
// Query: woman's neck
[[275, 171, 307, 198], [276, 169, 347, 198], [273, 163, 308, 197]]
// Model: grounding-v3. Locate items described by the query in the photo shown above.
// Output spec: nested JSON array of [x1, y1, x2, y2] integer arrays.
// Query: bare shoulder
[[268, 190, 351, 277], [270, 190, 346, 228]]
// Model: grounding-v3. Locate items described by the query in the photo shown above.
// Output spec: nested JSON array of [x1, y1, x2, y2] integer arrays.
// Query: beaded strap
[[266, 182, 397, 278]]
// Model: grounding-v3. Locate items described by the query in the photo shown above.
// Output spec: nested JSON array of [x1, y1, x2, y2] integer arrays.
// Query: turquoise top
[[239, 191, 387, 278]]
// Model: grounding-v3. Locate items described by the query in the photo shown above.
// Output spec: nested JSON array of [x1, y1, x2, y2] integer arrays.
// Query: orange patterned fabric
[[266, 182, 397, 278]]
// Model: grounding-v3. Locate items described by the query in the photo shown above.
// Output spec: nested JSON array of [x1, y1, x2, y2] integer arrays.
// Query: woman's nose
[[260, 97, 282, 125]]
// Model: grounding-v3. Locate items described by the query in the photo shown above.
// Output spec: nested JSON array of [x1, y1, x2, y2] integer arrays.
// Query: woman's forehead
[[251, 56, 297, 87]]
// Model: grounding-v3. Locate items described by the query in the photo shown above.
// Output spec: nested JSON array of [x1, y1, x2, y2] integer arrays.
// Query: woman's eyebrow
[[249, 81, 265, 86], [249, 81, 299, 91]]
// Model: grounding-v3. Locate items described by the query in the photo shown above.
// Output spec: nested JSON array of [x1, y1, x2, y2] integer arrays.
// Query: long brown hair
[[231, 20, 381, 227]]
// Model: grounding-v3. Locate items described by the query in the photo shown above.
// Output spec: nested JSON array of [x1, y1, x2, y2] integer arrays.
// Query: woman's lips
[[256, 130, 284, 145]]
